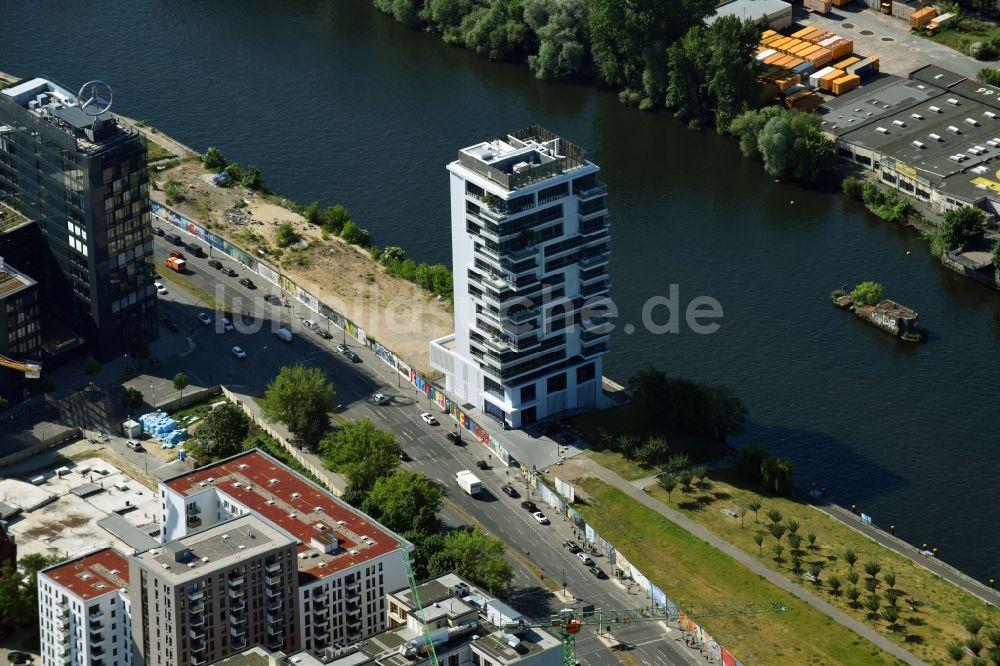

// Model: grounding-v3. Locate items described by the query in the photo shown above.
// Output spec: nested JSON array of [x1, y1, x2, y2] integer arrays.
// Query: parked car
[[520, 500, 538, 512], [126, 440, 143, 451], [371, 393, 390, 405], [265, 294, 281, 305], [476, 460, 489, 471], [231, 346, 247, 359], [223, 267, 238, 277], [168, 250, 185, 260], [239, 277, 256, 289], [562, 540, 581, 553], [420, 412, 438, 426], [208, 259, 223, 269], [399, 450, 411, 462], [589, 566, 607, 579], [220, 317, 234, 332], [576, 552, 594, 566], [164, 232, 183, 246], [532, 511, 549, 525], [501, 484, 519, 498], [336, 344, 348, 354], [185, 242, 205, 257], [446, 431, 463, 445], [197, 312, 212, 326], [303, 319, 317, 329], [161, 317, 179, 333], [313, 327, 331, 339], [154, 281, 167, 295], [154, 227, 165, 237], [344, 350, 360, 362]]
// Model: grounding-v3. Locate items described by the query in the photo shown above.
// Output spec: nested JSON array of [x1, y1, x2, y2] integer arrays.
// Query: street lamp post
[[150, 383, 156, 409]]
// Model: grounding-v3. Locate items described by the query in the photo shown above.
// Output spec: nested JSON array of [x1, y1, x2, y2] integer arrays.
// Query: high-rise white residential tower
[[431, 127, 611, 429]]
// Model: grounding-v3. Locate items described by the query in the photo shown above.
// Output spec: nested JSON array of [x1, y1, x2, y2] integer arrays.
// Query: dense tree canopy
[[191, 403, 250, 465], [428, 528, 513, 597], [628, 366, 747, 442], [935, 206, 987, 252], [261, 365, 335, 449], [319, 419, 400, 503], [731, 108, 832, 182], [0, 554, 62, 625], [362, 469, 443, 537], [525, 0, 590, 80]]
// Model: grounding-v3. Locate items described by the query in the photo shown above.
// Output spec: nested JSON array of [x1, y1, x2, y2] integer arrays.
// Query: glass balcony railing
[[579, 251, 610, 269], [576, 182, 608, 199]]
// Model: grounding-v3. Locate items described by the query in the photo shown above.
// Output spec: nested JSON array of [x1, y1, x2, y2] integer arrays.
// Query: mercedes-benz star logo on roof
[[76, 80, 113, 117]]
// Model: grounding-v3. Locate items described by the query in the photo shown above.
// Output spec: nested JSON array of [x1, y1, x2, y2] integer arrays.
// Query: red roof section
[[164, 450, 400, 583], [42, 548, 130, 601]]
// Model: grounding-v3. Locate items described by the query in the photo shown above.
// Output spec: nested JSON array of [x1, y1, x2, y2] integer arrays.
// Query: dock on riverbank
[[831, 291, 926, 341]]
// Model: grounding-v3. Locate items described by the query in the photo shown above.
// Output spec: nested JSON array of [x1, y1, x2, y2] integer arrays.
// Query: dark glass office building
[[0, 77, 157, 366]]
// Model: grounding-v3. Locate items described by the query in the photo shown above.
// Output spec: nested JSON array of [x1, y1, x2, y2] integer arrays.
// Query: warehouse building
[[706, 0, 793, 31], [822, 65, 1000, 218]]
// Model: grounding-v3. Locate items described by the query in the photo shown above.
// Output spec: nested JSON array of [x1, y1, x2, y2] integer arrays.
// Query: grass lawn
[[927, 18, 1000, 56], [143, 136, 175, 162], [574, 478, 903, 665], [642, 469, 999, 665], [155, 265, 233, 316], [567, 403, 728, 481]]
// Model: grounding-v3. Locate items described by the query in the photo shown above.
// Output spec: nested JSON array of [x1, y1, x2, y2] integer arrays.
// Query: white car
[[532, 511, 550, 525], [154, 281, 167, 295], [576, 551, 594, 565], [371, 393, 389, 405], [221, 317, 234, 332], [197, 312, 212, 326], [420, 412, 438, 426], [231, 346, 247, 359], [303, 319, 317, 329]]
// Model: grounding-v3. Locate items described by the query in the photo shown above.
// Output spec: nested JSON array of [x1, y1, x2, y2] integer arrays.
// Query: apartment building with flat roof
[[159, 450, 411, 656], [38, 547, 133, 666], [431, 126, 612, 429], [129, 514, 299, 666]]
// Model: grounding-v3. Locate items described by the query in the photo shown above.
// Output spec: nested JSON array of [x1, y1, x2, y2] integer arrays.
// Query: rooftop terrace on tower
[[456, 125, 591, 191]]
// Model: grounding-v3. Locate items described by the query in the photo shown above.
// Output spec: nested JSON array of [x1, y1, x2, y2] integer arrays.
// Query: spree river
[[5, 1, 999, 581]]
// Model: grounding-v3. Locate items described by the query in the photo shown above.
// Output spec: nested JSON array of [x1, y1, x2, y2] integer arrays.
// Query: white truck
[[455, 470, 482, 496]]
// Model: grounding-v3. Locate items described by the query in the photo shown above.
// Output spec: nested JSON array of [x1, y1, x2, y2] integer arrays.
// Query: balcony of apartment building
[[580, 279, 610, 298], [229, 608, 247, 626], [189, 626, 206, 642], [579, 215, 609, 238], [90, 645, 106, 659], [266, 595, 283, 612], [265, 561, 282, 575], [88, 627, 104, 643], [229, 596, 246, 612], [188, 610, 205, 628], [189, 598, 206, 614], [578, 250, 610, 270], [187, 588, 204, 603], [190, 654, 207, 666], [265, 585, 283, 599], [227, 573, 245, 588], [265, 573, 282, 587], [59, 610, 71, 632], [344, 580, 361, 596], [189, 636, 206, 655], [230, 634, 249, 652], [574, 179, 607, 201]]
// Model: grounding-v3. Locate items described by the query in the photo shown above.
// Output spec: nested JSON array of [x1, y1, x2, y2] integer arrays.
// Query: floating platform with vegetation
[[832, 284, 926, 342]]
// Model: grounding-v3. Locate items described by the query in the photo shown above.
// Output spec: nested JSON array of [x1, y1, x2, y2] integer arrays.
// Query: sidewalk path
[[579, 458, 927, 666]]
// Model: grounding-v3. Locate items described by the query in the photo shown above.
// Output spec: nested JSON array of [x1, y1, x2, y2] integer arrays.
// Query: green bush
[[841, 176, 863, 200], [340, 220, 370, 246], [276, 222, 295, 248], [850, 281, 884, 306], [164, 180, 185, 204]]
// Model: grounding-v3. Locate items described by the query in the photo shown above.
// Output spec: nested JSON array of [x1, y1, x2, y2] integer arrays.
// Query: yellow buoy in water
[[906, 250, 911, 255]]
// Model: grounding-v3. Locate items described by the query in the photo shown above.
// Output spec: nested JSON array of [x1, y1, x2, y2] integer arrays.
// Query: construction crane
[[395, 544, 440, 666], [503, 601, 790, 666], [0, 354, 41, 378]]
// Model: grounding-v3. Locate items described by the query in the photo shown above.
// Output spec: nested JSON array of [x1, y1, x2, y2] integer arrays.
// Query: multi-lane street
[[150, 232, 708, 666]]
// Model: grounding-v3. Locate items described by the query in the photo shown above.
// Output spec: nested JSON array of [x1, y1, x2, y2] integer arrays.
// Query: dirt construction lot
[[150, 159, 451, 373]]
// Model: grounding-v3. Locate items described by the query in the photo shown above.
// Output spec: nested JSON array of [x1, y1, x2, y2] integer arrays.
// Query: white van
[[275, 327, 292, 342]]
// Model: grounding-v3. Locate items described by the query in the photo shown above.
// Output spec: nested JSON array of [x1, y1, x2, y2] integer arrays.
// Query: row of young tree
[[189, 365, 512, 594], [0, 554, 63, 627], [371, 245, 455, 300]]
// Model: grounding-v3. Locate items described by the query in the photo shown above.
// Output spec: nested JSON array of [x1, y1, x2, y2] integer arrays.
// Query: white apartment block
[[158, 450, 411, 656], [431, 126, 611, 429], [39, 547, 133, 666]]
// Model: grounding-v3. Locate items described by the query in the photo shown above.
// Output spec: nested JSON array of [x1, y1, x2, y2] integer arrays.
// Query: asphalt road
[[150, 234, 708, 666]]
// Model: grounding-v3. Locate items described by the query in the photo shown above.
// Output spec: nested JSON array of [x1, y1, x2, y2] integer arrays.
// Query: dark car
[[520, 500, 538, 512], [161, 318, 179, 333], [446, 431, 463, 445], [208, 259, 223, 269], [313, 327, 332, 339], [589, 566, 607, 579], [501, 484, 519, 498], [154, 227, 165, 237], [223, 268, 238, 277], [185, 243, 205, 257], [239, 278, 256, 289], [476, 460, 490, 471], [345, 350, 360, 362], [399, 450, 411, 462], [164, 232, 183, 246], [562, 540, 582, 553], [168, 250, 185, 260], [265, 294, 281, 305]]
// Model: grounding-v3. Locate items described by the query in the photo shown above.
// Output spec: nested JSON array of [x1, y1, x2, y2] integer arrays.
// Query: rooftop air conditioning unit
[[912, 141, 926, 148], [965, 118, 980, 126], [947, 98, 960, 105], [876, 127, 889, 134], [291, 492, 300, 499], [947, 125, 961, 133], [893, 120, 907, 127]]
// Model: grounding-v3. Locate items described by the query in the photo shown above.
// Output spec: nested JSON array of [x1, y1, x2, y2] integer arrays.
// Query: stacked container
[[846, 56, 880, 77], [819, 68, 846, 91], [831, 74, 861, 95]]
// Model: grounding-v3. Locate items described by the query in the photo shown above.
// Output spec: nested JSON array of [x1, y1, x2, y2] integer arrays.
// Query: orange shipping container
[[774, 56, 796, 68], [776, 74, 802, 91], [791, 42, 815, 55], [807, 48, 834, 68], [761, 33, 784, 45], [819, 68, 846, 91], [831, 74, 861, 96], [805, 31, 833, 44], [793, 94, 824, 112], [834, 56, 861, 69], [826, 39, 853, 60], [764, 54, 785, 65], [771, 37, 794, 50], [832, 0, 850, 6], [762, 29, 779, 39], [799, 44, 821, 58], [791, 27, 814, 38], [784, 57, 805, 69]]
